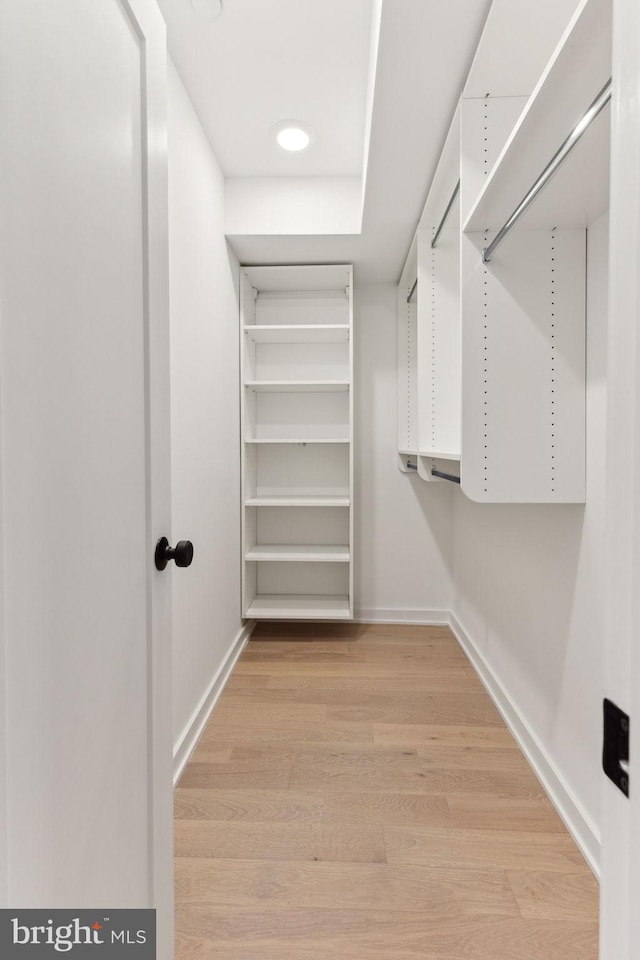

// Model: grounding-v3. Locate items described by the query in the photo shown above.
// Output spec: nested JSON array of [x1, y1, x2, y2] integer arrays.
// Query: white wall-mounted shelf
[[245, 495, 350, 507], [241, 264, 354, 620], [464, 0, 612, 234], [246, 544, 350, 562], [243, 324, 349, 343], [245, 381, 350, 393], [244, 438, 350, 445], [242, 265, 351, 293], [245, 595, 350, 620]]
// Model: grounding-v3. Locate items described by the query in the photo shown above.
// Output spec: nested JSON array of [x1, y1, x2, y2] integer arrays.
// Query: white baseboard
[[449, 613, 601, 878], [173, 620, 255, 786], [354, 608, 450, 625]]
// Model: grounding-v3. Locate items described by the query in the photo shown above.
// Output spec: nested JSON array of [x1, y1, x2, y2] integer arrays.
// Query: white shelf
[[245, 495, 350, 507], [245, 594, 351, 619], [464, 0, 612, 233], [246, 544, 350, 562], [398, 448, 417, 456], [243, 265, 351, 293], [245, 380, 350, 393], [245, 438, 349, 445], [244, 324, 349, 343], [419, 451, 461, 462]]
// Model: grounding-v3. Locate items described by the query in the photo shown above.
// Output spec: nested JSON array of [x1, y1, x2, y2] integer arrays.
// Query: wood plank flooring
[[175, 622, 598, 959]]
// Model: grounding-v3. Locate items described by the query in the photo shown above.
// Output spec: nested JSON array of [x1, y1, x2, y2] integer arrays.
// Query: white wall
[[355, 283, 453, 621], [225, 177, 363, 236], [167, 61, 246, 761], [451, 213, 609, 868]]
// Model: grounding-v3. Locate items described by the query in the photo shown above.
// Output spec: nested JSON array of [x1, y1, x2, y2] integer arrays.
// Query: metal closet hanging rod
[[431, 467, 461, 484], [406, 178, 461, 304], [481, 78, 612, 265], [431, 180, 461, 249]]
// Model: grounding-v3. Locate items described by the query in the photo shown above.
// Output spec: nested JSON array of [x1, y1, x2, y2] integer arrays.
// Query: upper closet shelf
[[243, 264, 351, 293], [243, 324, 350, 343], [464, 0, 612, 236], [245, 381, 350, 393]]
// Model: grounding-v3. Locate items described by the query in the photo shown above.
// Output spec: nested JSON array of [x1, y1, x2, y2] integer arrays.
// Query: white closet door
[[0, 0, 173, 952]]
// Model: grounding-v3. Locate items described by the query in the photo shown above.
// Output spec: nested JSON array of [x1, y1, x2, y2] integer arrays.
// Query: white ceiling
[[156, 0, 374, 177], [158, 0, 494, 281]]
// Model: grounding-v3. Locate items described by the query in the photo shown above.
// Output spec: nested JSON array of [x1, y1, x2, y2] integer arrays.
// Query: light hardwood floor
[[175, 622, 598, 959]]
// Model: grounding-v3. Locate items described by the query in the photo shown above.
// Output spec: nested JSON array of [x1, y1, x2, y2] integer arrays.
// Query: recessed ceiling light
[[191, 0, 222, 18], [274, 121, 315, 152]]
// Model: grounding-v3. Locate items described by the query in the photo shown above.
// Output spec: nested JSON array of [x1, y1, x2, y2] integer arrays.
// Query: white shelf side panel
[[460, 95, 529, 227], [417, 225, 462, 469], [461, 229, 586, 503], [464, 0, 612, 233], [397, 280, 418, 463], [240, 269, 256, 618], [347, 268, 354, 620]]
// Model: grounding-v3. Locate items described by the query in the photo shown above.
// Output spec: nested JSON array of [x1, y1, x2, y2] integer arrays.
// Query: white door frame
[[601, 0, 640, 956], [125, 0, 174, 951], [0, 339, 6, 910]]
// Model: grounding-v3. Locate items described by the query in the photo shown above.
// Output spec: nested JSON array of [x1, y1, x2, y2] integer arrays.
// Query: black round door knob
[[155, 537, 194, 571]]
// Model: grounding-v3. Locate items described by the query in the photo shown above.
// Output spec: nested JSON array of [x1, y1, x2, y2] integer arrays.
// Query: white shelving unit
[[240, 264, 354, 620], [397, 0, 609, 504]]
